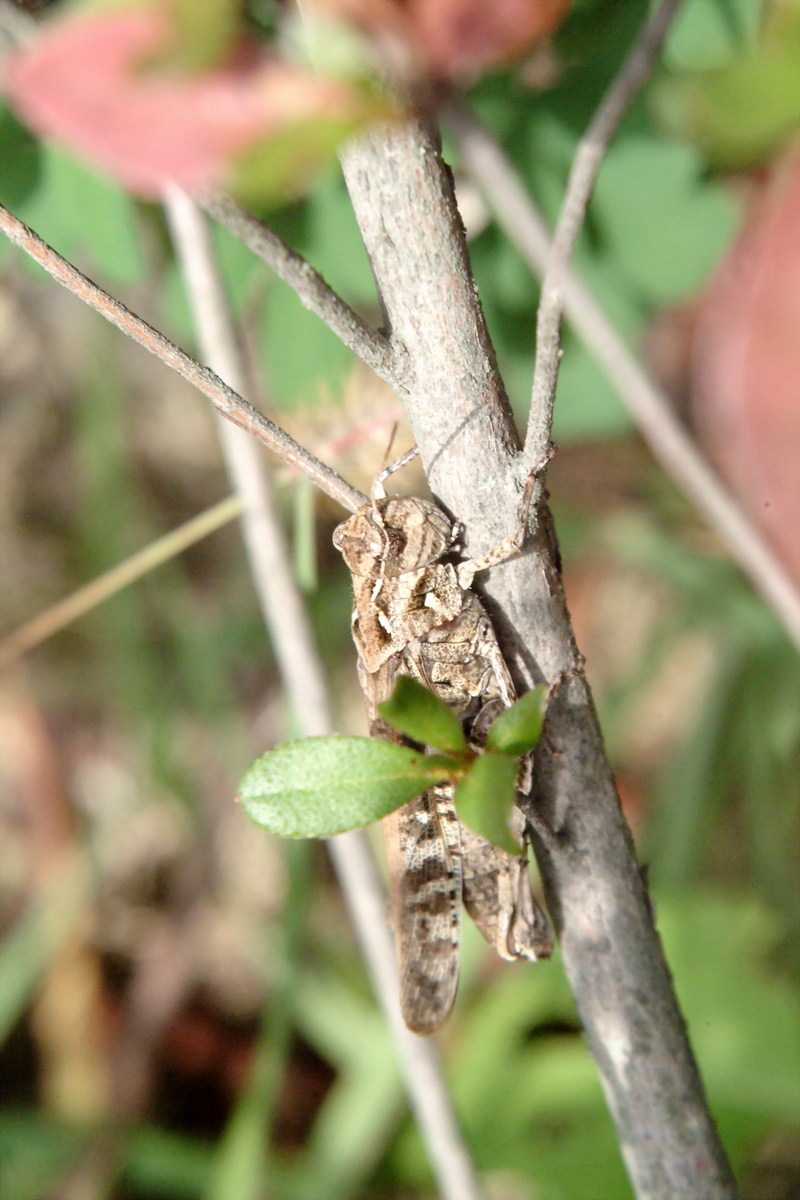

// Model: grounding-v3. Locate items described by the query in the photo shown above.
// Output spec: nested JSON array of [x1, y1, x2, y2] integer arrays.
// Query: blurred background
[[1, 0, 799, 1197]]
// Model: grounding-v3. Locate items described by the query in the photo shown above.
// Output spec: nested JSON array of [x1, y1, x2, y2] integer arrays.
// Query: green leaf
[[653, 26, 800, 170], [231, 111, 369, 210], [454, 753, 518, 855], [15, 143, 145, 284], [238, 738, 458, 838], [664, 0, 764, 71], [486, 687, 547, 756], [302, 168, 379, 302], [378, 676, 468, 756], [259, 264, 353, 411], [0, 853, 91, 1047], [591, 137, 738, 304], [0, 104, 41, 211], [164, 0, 242, 71]]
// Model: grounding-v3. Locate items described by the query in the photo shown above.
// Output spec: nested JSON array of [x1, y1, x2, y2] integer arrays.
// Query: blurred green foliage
[[655, 0, 800, 167], [1, 0, 798, 1198]]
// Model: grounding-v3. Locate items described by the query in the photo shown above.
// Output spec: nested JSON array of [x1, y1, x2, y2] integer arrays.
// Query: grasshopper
[[333, 450, 552, 1035]]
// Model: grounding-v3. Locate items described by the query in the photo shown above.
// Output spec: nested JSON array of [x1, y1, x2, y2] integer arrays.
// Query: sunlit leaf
[[653, 11, 800, 170], [454, 752, 518, 853], [378, 676, 468, 756], [239, 737, 459, 837], [160, 0, 242, 71], [317, 0, 570, 81], [486, 686, 546, 756], [3, 1, 373, 200]]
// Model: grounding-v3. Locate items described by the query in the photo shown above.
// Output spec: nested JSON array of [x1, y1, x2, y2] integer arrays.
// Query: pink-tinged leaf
[[318, 0, 570, 80], [691, 148, 800, 584], [3, 3, 365, 199], [407, 0, 570, 78]]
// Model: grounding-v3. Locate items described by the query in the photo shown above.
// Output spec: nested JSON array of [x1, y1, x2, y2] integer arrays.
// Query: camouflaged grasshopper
[[333, 449, 552, 1035]]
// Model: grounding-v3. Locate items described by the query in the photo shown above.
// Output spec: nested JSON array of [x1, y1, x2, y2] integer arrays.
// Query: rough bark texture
[[341, 118, 736, 1200]]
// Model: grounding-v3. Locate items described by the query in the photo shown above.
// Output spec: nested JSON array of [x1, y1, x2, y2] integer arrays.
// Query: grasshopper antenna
[[372, 443, 420, 503]]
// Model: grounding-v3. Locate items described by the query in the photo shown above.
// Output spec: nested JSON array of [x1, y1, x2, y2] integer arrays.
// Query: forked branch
[[0, 203, 366, 515], [199, 191, 409, 392], [446, 112, 800, 651]]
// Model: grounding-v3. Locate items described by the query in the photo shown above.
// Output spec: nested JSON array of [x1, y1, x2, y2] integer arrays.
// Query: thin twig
[[165, 186, 486, 1200], [0, 202, 366, 515], [200, 191, 409, 392], [164, 184, 335, 731], [448, 109, 800, 652], [523, 0, 685, 470]]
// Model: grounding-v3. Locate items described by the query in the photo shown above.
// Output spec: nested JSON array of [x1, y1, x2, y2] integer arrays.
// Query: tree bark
[[341, 118, 736, 1200]]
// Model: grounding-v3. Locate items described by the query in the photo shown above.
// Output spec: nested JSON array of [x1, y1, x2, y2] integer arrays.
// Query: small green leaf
[[378, 676, 468, 756], [238, 737, 458, 838], [654, 18, 800, 171], [230, 95, 386, 208], [486, 686, 547, 756], [454, 753, 518, 854], [167, 0, 242, 71]]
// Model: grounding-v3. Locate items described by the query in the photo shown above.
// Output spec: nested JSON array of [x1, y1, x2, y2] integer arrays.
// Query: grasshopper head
[[333, 497, 458, 578]]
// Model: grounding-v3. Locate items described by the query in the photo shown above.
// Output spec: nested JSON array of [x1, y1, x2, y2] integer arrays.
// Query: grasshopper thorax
[[333, 496, 458, 578]]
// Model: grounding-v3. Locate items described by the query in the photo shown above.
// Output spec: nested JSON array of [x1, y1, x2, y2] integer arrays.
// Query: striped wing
[[383, 784, 462, 1035], [359, 655, 464, 1036]]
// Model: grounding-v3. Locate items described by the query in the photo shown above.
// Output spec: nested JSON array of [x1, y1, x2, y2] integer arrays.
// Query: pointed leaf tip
[[378, 676, 468, 755], [486, 685, 547, 756]]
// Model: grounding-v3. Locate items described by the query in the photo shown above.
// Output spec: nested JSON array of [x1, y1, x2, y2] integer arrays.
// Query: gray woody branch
[[340, 118, 735, 1200]]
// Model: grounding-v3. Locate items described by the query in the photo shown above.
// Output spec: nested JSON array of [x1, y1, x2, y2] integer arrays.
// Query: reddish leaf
[[318, 0, 570, 80], [691, 148, 800, 584], [408, 0, 570, 78], [4, 2, 363, 198]]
